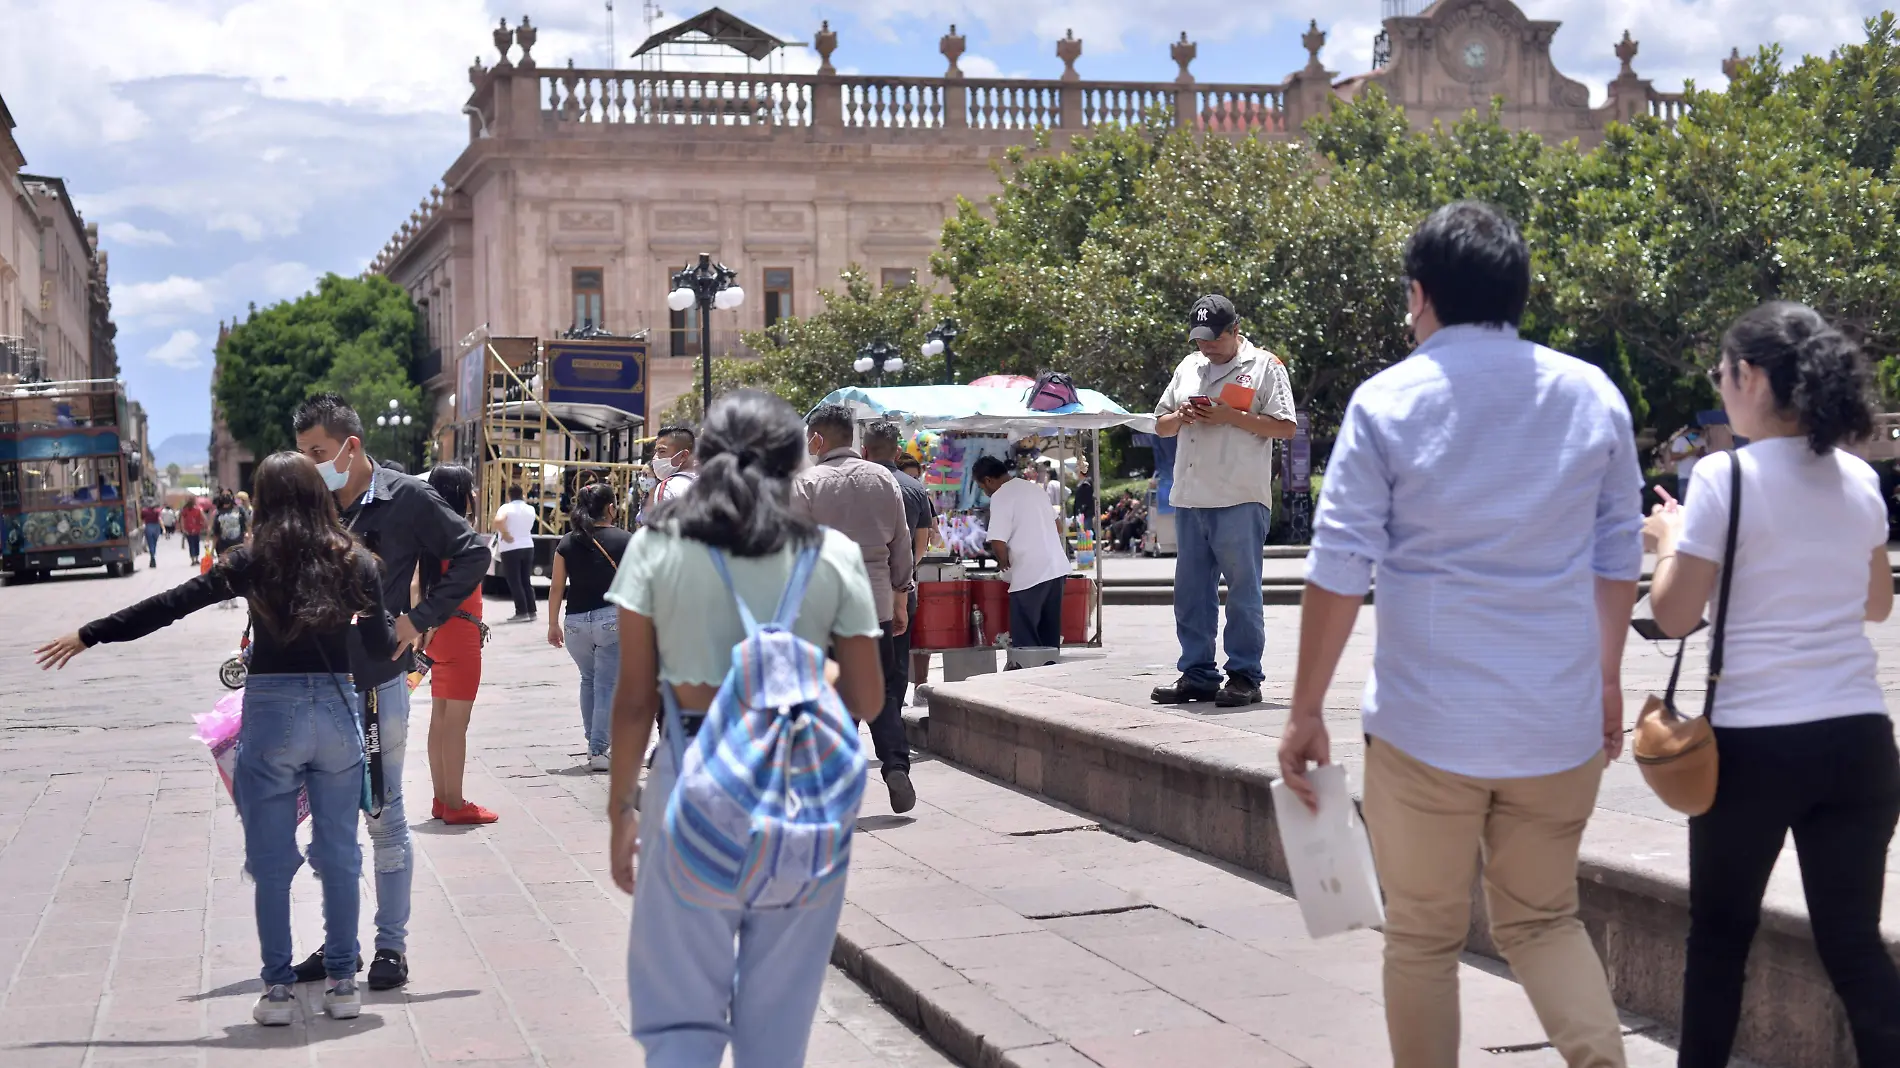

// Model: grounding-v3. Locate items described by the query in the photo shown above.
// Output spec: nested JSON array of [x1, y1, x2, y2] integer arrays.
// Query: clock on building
[[1464, 40, 1488, 69]]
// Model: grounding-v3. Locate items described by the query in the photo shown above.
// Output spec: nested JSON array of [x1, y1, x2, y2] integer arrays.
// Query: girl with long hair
[[547, 481, 632, 771], [1645, 301, 1900, 1065], [422, 464, 497, 825], [36, 452, 396, 1028], [603, 390, 885, 1067]]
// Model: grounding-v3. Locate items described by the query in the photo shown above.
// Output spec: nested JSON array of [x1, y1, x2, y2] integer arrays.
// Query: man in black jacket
[[292, 394, 489, 990]]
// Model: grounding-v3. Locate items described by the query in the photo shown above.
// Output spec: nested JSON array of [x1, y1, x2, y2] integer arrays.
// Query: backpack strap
[[768, 545, 823, 630], [706, 547, 760, 637]]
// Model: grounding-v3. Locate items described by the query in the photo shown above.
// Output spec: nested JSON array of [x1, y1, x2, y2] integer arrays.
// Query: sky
[[0, 0, 1888, 446]]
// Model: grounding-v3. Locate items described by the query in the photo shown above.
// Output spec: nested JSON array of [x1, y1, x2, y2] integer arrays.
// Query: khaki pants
[[1363, 737, 1624, 1068]]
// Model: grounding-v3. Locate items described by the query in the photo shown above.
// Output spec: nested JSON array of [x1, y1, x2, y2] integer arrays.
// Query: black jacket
[[342, 462, 489, 687]]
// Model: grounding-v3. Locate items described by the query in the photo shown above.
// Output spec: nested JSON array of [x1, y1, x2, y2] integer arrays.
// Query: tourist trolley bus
[[0, 378, 141, 581]]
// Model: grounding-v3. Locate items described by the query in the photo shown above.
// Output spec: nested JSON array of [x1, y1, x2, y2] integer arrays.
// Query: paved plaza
[[7, 547, 1873, 1066]]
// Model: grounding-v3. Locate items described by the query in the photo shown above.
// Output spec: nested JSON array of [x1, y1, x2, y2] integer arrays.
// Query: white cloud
[[145, 328, 205, 370], [115, 276, 214, 322], [959, 54, 1030, 79], [99, 221, 175, 248]]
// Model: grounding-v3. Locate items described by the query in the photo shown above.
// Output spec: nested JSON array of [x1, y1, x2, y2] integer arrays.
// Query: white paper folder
[[1270, 764, 1385, 939]]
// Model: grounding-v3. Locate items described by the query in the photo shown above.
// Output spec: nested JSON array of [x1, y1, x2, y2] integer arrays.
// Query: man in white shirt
[[493, 485, 539, 622], [1151, 294, 1297, 708], [975, 456, 1070, 650], [643, 425, 698, 517]]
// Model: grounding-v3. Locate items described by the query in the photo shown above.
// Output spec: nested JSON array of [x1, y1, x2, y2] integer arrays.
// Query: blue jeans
[[234, 674, 365, 987], [364, 674, 412, 953], [142, 523, 160, 563], [628, 741, 846, 1067], [564, 607, 619, 757], [1174, 503, 1270, 688]]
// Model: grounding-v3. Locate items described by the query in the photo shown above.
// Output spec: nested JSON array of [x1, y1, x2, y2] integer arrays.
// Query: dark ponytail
[[1721, 301, 1874, 455], [571, 482, 617, 528], [646, 389, 818, 556]]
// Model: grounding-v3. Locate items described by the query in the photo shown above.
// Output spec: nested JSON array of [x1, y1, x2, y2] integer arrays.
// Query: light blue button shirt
[[1306, 324, 1645, 779]]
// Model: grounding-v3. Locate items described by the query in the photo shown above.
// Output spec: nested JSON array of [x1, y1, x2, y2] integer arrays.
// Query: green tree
[[214, 274, 425, 459]]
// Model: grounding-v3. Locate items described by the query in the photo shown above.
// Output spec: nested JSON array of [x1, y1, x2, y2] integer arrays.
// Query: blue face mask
[[319, 441, 354, 492]]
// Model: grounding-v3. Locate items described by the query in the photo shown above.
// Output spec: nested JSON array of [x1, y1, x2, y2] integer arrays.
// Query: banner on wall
[[544, 339, 647, 419]]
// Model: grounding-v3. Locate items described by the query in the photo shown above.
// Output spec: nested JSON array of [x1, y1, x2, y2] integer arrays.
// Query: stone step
[[904, 677, 1897, 1068]]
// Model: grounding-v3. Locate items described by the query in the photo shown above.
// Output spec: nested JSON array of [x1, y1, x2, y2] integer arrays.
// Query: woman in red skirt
[[424, 465, 497, 825]]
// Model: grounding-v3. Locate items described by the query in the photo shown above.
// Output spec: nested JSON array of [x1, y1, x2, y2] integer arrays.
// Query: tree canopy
[[214, 274, 425, 461], [686, 13, 1900, 449]]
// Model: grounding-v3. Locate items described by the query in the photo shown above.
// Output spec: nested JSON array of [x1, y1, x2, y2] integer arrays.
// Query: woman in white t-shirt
[[1645, 301, 1900, 1068]]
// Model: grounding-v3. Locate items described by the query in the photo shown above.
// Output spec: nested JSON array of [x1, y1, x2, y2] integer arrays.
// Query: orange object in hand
[[1219, 381, 1256, 411]]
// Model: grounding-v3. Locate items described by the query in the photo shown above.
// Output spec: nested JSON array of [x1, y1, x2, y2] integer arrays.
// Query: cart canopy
[[814, 384, 1156, 434]]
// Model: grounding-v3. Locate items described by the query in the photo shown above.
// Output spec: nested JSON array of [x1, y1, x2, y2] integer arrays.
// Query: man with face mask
[[291, 393, 489, 992], [638, 426, 698, 524], [791, 404, 917, 812]]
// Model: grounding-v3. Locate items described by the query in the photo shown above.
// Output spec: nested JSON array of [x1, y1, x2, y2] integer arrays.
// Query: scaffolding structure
[[455, 338, 648, 581]]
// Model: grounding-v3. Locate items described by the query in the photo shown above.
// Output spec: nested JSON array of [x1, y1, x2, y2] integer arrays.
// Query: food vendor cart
[[811, 383, 1154, 678]]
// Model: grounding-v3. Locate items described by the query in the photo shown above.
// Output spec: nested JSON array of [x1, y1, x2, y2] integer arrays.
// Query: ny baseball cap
[[1188, 294, 1237, 341]]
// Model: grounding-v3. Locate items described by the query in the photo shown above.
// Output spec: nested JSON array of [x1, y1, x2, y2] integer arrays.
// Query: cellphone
[[1630, 618, 1707, 641], [1188, 395, 1212, 408]]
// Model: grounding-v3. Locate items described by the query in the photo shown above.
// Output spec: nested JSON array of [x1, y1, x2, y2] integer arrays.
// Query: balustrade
[[1079, 84, 1178, 126], [1648, 92, 1687, 127], [541, 70, 815, 126], [1196, 86, 1287, 134]]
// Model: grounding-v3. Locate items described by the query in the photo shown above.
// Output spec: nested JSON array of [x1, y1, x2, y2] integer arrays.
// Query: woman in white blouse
[[1645, 301, 1899, 1067]]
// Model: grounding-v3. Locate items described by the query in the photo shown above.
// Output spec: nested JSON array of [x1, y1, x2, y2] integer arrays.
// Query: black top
[[80, 547, 396, 675], [211, 506, 248, 551], [883, 463, 937, 533], [1073, 479, 1095, 520], [340, 463, 490, 687], [556, 525, 633, 615]]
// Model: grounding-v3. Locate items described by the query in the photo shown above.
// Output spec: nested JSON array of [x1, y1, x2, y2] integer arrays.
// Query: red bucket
[[912, 582, 971, 651], [971, 578, 1010, 647], [1061, 576, 1092, 645]]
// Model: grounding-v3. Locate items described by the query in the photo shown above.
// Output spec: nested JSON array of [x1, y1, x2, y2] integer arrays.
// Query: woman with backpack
[[35, 452, 395, 1027], [422, 464, 497, 825], [547, 482, 633, 772], [604, 389, 885, 1067], [1644, 302, 1900, 1066]]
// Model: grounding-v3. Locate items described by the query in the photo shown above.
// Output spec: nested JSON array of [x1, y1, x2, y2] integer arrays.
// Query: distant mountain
[[153, 433, 210, 470]]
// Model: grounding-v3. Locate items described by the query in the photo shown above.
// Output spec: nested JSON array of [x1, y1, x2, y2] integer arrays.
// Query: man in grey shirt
[[791, 404, 917, 813]]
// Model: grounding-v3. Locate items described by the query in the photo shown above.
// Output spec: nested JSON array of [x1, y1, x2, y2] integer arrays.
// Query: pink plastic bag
[[193, 690, 309, 824]]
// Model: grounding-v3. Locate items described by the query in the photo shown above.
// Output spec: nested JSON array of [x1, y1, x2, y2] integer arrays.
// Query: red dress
[[429, 562, 484, 701]]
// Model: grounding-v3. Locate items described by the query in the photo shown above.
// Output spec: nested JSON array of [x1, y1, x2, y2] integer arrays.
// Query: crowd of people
[[22, 197, 1900, 1068]]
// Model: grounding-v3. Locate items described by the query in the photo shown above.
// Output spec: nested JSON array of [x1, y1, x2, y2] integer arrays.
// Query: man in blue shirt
[[1278, 202, 1643, 1068]]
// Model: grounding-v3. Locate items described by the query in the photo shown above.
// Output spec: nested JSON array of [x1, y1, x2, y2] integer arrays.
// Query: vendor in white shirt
[[974, 455, 1071, 650]]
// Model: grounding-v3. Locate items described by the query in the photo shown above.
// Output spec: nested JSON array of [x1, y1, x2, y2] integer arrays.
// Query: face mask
[[638, 475, 657, 493], [319, 441, 354, 492], [651, 453, 679, 480]]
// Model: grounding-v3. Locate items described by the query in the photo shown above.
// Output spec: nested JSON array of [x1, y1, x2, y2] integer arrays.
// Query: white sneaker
[[252, 984, 295, 1026], [589, 753, 611, 772], [324, 978, 361, 1020]]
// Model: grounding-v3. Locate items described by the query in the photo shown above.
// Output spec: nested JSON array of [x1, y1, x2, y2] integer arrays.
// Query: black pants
[[183, 533, 201, 561], [500, 547, 535, 618], [1680, 714, 1900, 1067], [870, 622, 910, 776], [1008, 577, 1065, 649]]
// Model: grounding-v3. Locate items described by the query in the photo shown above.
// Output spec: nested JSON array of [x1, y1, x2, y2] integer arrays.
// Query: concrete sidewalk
[[0, 560, 952, 1068], [839, 754, 1700, 1067]]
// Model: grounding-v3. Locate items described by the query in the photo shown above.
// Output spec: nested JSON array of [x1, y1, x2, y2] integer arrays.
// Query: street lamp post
[[667, 253, 744, 417], [920, 318, 960, 384], [375, 398, 416, 466], [853, 339, 904, 387]]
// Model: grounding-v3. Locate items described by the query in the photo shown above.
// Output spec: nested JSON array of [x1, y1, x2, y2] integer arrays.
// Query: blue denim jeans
[[627, 740, 846, 1067], [1173, 503, 1271, 688], [364, 674, 412, 953], [234, 674, 365, 987], [142, 523, 160, 563], [564, 607, 619, 757]]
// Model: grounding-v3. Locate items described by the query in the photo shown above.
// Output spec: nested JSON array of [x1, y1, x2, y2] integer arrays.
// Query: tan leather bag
[[1633, 452, 1741, 817]]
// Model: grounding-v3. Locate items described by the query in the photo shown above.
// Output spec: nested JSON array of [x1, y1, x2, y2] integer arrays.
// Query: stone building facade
[[207, 320, 255, 493], [372, 1, 1701, 426], [19, 175, 98, 384]]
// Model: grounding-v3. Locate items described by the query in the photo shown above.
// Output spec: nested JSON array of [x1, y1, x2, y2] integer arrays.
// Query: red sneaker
[[441, 801, 499, 826], [431, 798, 445, 820]]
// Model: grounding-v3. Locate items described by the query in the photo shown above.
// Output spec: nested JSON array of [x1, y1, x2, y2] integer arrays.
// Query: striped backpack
[[655, 543, 867, 910]]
